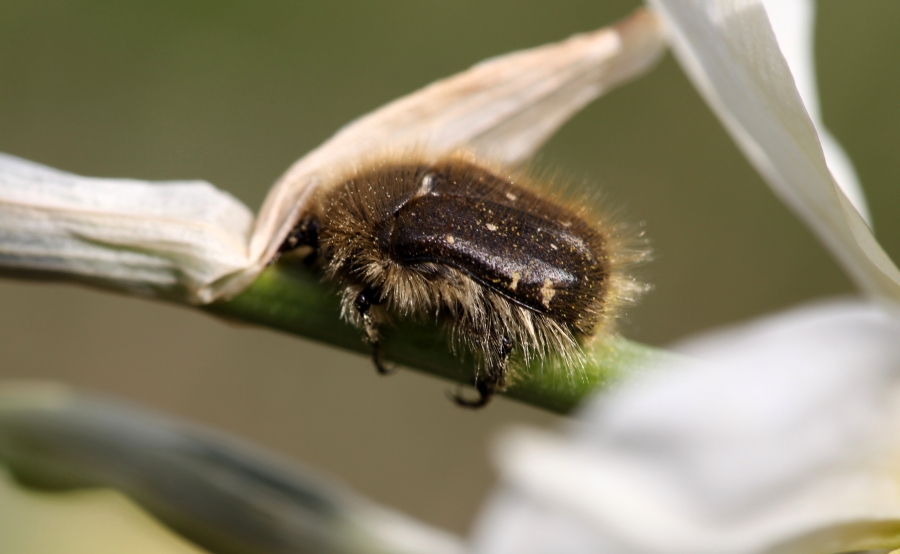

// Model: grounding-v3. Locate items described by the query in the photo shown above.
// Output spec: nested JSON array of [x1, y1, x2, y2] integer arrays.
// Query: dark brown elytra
[[386, 165, 608, 332], [279, 156, 612, 408]]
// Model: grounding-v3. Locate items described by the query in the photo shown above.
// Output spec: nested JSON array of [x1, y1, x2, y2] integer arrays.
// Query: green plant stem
[[206, 264, 670, 414]]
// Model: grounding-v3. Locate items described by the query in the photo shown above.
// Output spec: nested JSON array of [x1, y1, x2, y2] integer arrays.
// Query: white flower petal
[[474, 301, 900, 554], [214, 8, 666, 300], [646, 0, 900, 300], [761, 0, 818, 116], [0, 153, 252, 303], [762, 0, 868, 221]]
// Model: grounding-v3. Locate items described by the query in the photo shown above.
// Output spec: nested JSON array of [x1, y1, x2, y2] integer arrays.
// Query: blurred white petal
[[646, 0, 900, 300], [0, 153, 253, 304], [217, 8, 665, 299], [474, 301, 900, 554], [763, 0, 868, 222]]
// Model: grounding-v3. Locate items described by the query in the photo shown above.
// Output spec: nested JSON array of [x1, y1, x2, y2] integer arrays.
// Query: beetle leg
[[354, 288, 397, 376], [453, 335, 512, 409]]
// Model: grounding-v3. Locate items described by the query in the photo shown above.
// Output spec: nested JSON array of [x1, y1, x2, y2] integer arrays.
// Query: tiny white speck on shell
[[505, 192, 518, 201], [510, 271, 521, 291], [486, 223, 498, 231], [446, 235, 456, 244], [540, 278, 557, 307]]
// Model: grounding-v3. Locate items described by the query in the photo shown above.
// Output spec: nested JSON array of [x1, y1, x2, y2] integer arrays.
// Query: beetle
[[279, 153, 647, 407]]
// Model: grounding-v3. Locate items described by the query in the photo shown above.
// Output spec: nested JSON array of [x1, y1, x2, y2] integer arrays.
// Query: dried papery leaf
[[0, 9, 664, 306], [213, 8, 665, 301], [0, 154, 252, 303], [646, 0, 900, 300]]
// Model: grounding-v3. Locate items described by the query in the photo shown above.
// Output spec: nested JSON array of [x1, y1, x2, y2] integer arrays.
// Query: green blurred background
[[0, 0, 897, 536]]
